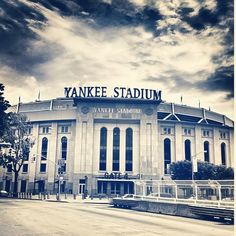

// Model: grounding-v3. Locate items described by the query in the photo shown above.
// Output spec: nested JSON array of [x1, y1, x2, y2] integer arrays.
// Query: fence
[[133, 179, 234, 208]]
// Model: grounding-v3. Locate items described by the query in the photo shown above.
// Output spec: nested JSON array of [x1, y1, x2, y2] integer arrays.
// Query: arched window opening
[[184, 139, 191, 161], [99, 127, 107, 171], [125, 128, 133, 171], [41, 137, 48, 160], [164, 138, 171, 174], [221, 143, 226, 165], [204, 141, 210, 162], [61, 137, 67, 160], [113, 127, 120, 171]]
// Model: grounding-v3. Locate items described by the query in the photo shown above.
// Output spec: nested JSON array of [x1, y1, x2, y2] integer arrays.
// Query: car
[[0, 190, 8, 197], [122, 194, 134, 199]]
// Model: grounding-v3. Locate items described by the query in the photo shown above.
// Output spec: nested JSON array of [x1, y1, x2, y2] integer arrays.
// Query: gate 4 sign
[[104, 172, 129, 179]]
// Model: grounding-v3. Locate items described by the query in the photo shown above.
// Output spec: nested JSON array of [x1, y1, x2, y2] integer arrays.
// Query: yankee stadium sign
[[64, 86, 162, 101]]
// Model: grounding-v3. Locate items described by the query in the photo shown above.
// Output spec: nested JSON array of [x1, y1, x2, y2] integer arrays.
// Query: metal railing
[[133, 179, 234, 209]]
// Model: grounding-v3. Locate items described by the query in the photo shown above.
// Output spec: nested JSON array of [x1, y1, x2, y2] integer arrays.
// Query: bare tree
[[0, 113, 34, 196]]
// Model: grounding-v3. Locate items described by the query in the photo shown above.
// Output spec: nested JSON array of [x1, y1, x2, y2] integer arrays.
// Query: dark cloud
[[180, 0, 233, 30], [0, 0, 48, 73], [196, 65, 234, 99], [30, 0, 162, 31], [0, 0, 163, 74]]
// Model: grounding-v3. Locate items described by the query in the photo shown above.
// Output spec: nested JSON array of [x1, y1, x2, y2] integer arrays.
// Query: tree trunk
[[13, 171, 19, 197]]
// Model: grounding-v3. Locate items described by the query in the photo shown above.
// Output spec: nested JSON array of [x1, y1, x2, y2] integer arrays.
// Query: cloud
[[0, 0, 233, 119]]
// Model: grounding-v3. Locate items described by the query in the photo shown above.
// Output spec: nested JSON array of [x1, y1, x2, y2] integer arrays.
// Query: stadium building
[[0, 87, 234, 196]]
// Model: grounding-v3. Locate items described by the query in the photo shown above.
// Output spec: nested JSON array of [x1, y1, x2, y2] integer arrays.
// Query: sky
[[0, 0, 234, 118]]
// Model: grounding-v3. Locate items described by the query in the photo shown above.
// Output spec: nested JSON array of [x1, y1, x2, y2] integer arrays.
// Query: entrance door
[[38, 180, 45, 193], [5, 180, 11, 192], [21, 180, 27, 192], [111, 182, 120, 195], [79, 184, 85, 194]]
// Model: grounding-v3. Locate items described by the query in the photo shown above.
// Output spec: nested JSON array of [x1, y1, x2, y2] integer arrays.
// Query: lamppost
[[32, 153, 64, 201], [191, 150, 207, 200], [191, 150, 207, 180]]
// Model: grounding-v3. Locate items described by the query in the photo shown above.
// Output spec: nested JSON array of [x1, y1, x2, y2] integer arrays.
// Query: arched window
[[164, 138, 171, 174], [204, 141, 210, 162], [125, 128, 133, 171], [113, 127, 120, 171], [99, 127, 107, 171], [221, 143, 226, 165], [61, 137, 67, 160], [184, 139, 191, 161], [41, 137, 48, 160]]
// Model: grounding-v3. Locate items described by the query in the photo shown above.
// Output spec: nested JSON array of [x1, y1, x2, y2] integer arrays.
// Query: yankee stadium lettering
[[64, 86, 162, 101]]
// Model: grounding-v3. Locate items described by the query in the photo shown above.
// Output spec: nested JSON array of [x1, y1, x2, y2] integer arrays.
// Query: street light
[[32, 153, 64, 201], [191, 150, 207, 180]]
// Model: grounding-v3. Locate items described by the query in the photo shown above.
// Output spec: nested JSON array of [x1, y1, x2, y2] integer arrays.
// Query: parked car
[[122, 194, 135, 199], [0, 190, 8, 197]]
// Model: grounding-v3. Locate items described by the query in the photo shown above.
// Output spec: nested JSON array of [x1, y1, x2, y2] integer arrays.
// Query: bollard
[[43, 193, 46, 200], [99, 195, 102, 200], [47, 193, 49, 199], [64, 193, 67, 199], [90, 195, 93, 200], [30, 192, 32, 199]]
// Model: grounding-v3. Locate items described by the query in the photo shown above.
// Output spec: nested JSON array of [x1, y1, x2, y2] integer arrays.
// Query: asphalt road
[[0, 199, 233, 236]]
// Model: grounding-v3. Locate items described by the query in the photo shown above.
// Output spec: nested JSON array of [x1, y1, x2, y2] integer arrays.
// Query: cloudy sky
[[0, 0, 234, 118]]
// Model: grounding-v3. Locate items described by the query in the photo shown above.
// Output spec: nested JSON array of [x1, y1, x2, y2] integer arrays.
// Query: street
[[0, 198, 233, 236]]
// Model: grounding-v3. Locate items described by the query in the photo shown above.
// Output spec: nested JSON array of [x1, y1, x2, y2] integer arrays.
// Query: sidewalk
[[29, 194, 111, 204]]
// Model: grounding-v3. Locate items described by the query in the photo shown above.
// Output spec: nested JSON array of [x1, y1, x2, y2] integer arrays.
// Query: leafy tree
[[170, 160, 234, 180], [0, 83, 10, 138], [0, 113, 34, 196]]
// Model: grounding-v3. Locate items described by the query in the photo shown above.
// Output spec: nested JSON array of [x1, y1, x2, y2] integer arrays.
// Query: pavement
[[15, 194, 111, 204], [0, 198, 234, 236]]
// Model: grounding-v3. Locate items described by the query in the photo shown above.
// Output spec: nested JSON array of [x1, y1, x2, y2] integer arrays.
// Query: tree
[[0, 83, 10, 138], [0, 113, 34, 196], [170, 160, 234, 180]]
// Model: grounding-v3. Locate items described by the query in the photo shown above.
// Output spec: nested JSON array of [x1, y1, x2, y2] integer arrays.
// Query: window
[[162, 127, 172, 135], [24, 149, 30, 161], [61, 126, 69, 133], [204, 141, 210, 162], [40, 163, 46, 172], [99, 127, 107, 171], [61, 137, 67, 160], [41, 137, 48, 160], [221, 143, 226, 165], [26, 127, 32, 135], [164, 138, 171, 174], [42, 126, 50, 134], [7, 164, 12, 172], [22, 164, 28, 173], [183, 128, 193, 136], [184, 139, 191, 161], [220, 131, 228, 140], [202, 129, 212, 138], [125, 128, 133, 171], [113, 127, 120, 171]]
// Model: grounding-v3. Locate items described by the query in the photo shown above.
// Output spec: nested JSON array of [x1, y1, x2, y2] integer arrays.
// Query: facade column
[[47, 122, 58, 193], [175, 124, 182, 161]]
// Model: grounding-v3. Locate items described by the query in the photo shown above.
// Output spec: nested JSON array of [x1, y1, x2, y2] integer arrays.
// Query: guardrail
[[128, 194, 234, 209]]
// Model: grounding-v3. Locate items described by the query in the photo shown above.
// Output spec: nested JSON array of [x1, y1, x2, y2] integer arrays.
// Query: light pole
[[32, 153, 64, 201], [191, 150, 207, 180]]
